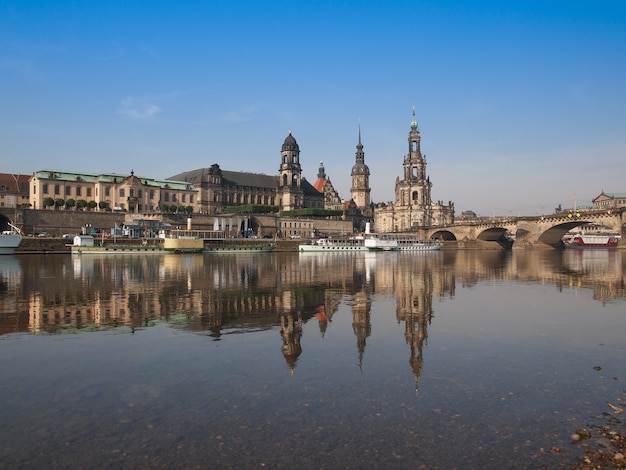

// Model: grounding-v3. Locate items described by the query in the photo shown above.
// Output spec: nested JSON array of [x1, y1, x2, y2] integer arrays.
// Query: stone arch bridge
[[425, 208, 625, 249]]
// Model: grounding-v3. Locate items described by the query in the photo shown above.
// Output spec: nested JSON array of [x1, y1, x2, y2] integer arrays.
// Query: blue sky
[[1, 1, 625, 216]]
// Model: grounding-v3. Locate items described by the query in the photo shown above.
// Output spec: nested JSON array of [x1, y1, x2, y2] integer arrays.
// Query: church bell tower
[[399, 108, 432, 208], [350, 125, 371, 209], [278, 130, 303, 211]]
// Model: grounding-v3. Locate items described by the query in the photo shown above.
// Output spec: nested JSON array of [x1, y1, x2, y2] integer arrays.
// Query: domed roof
[[351, 162, 370, 176], [282, 130, 299, 152]]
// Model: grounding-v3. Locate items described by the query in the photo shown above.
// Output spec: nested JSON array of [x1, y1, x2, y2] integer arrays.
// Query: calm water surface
[[0, 249, 625, 469]]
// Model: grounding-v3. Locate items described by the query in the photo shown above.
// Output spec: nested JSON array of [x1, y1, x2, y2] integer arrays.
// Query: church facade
[[373, 111, 454, 232]]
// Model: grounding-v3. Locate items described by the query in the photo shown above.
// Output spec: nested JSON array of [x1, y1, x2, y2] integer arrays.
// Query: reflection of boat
[[562, 232, 621, 249], [0, 223, 23, 255], [299, 237, 367, 252]]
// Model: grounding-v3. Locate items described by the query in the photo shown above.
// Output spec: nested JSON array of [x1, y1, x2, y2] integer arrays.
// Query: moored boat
[[71, 235, 172, 254], [299, 237, 367, 252], [0, 223, 24, 255], [364, 234, 399, 251], [395, 239, 443, 251], [204, 240, 276, 253], [562, 232, 621, 249]]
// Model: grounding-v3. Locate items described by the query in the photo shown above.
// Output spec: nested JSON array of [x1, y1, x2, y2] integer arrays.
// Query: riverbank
[[14, 238, 533, 254]]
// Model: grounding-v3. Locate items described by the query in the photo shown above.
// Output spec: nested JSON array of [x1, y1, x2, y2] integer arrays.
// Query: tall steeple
[[350, 123, 371, 209], [399, 107, 432, 210]]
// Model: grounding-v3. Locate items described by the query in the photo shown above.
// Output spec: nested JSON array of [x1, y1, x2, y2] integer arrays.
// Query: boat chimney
[[187, 218, 192, 231], [365, 222, 371, 234]]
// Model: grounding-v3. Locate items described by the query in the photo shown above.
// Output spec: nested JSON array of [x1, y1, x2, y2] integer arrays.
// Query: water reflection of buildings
[[1, 250, 624, 387]]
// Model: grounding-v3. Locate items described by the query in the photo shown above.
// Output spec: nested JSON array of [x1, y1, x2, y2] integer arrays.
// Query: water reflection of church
[[2, 253, 454, 393], [4, 251, 623, 393]]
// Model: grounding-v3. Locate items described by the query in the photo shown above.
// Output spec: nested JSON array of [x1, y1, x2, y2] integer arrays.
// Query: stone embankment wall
[[16, 237, 71, 253], [22, 210, 126, 237]]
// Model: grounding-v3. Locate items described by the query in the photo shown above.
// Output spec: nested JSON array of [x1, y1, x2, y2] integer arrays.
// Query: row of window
[[213, 193, 275, 205], [36, 184, 193, 203], [595, 199, 626, 208]]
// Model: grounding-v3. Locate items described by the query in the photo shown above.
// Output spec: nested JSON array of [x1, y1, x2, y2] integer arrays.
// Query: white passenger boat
[[299, 237, 367, 252], [364, 234, 399, 251]]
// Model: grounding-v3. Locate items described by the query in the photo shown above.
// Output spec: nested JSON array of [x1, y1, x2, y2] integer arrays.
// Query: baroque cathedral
[[373, 110, 454, 232]]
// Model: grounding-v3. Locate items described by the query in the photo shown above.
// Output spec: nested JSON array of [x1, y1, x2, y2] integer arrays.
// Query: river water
[[0, 249, 624, 469]]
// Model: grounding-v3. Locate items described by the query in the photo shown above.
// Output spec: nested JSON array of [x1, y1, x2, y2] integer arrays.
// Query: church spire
[[355, 123, 365, 163], [411, 106, 418, 130], [317, 161, 326, 179], [350, 122, 371, 209]]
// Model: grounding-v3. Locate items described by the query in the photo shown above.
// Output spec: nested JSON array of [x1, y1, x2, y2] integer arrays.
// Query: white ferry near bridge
[[561, 224, 621, 249]]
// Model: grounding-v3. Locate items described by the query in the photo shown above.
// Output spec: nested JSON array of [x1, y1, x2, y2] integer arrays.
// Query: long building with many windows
[[29, 169, 199, 212]]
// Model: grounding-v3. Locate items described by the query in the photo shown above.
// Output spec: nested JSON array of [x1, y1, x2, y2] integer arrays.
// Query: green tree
[[178, 205, 186, 213], [55, 198, 65, 210], [76, 199, 88, 210], [185, 205, 193, 214], [88, 200, 97, 210], [98, 201, 108, 211], [169, 204, 178, 213], [65, 198, 76, 210], [43, 197, 54, 209], [160, 203, 170, 212]]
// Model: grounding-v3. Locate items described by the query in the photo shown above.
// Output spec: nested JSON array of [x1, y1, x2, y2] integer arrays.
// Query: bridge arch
[[477, 227, 511, 242], [0, 213, 13, 231], [430, 229, 456, 241]]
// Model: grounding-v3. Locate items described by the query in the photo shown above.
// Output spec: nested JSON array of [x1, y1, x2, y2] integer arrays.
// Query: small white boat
[[0, 223, 24, 255]]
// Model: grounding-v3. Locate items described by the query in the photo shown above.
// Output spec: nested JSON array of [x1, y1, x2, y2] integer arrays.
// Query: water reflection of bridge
[[1, 251, 624, 390], [428, 208, 625, 248]]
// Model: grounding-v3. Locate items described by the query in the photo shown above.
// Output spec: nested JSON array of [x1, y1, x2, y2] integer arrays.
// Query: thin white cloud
[[118, 96, 161, 120], [221, 105, 258, 123]]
